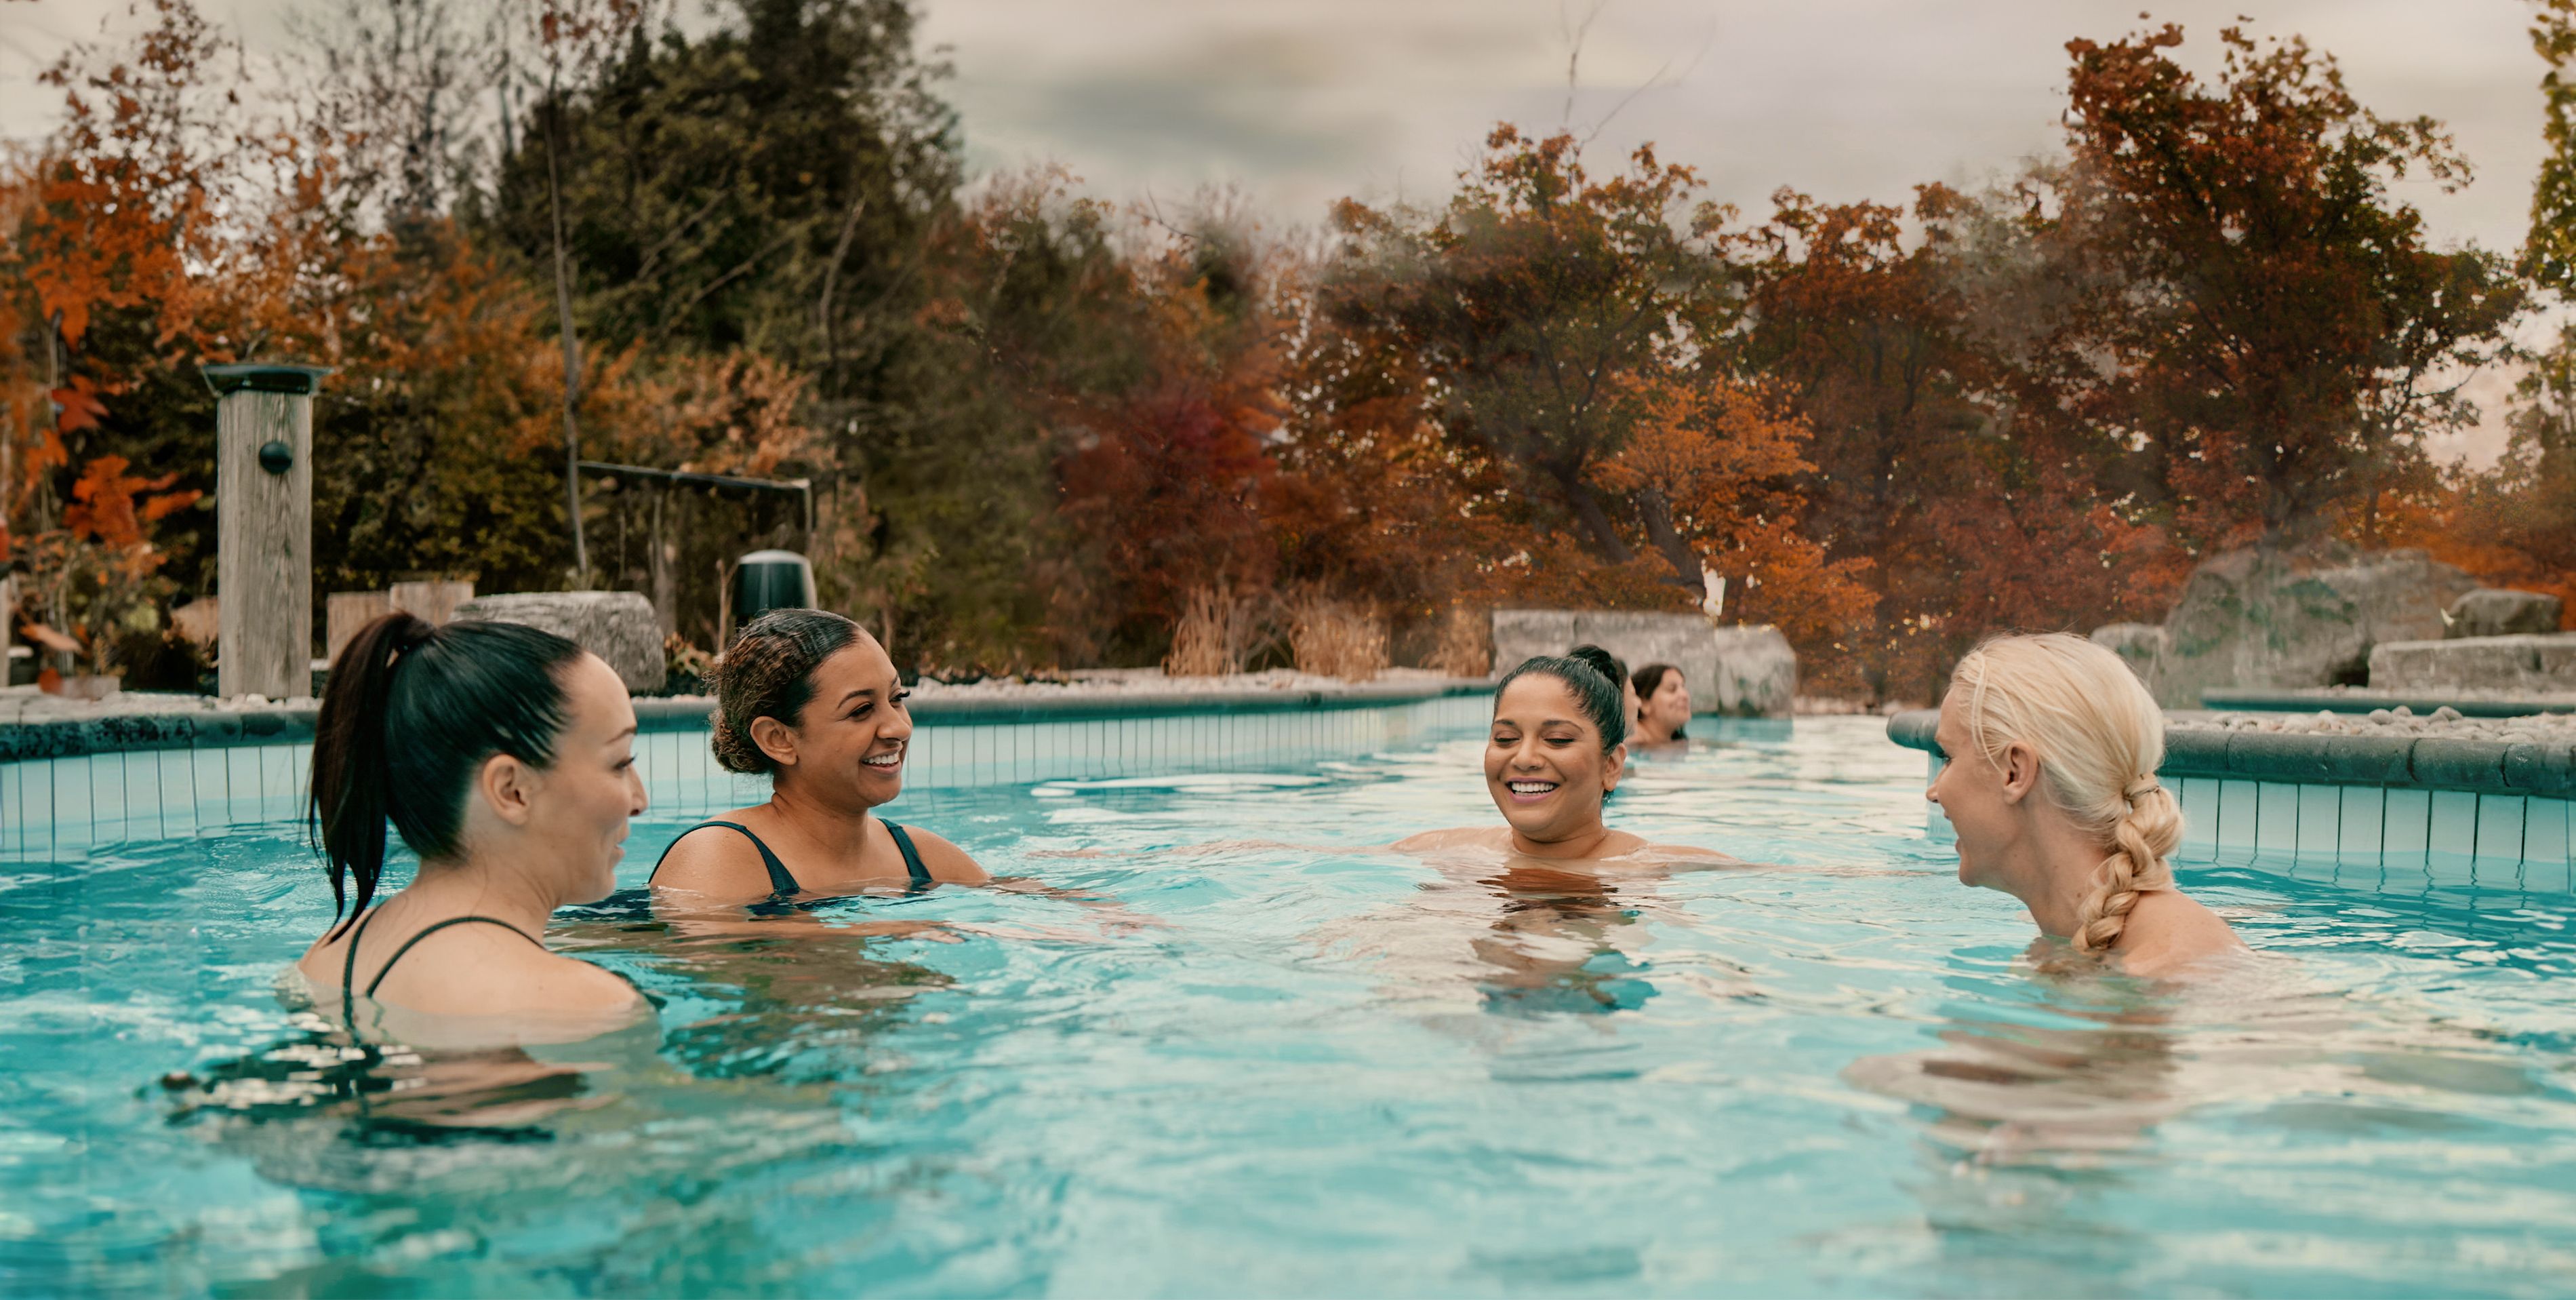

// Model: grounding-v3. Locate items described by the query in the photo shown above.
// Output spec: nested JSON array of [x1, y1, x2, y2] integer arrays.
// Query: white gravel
[[2175, 706, 2576, 742]]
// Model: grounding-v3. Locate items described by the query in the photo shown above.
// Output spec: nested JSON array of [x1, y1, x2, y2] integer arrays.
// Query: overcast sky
[[3, 0, 2557, 460]]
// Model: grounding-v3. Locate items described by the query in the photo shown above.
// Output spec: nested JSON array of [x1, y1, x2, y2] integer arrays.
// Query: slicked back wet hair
[[310, 613, 587, 938], [711, 609, 866, 774], [1494, 643, 1629, 751]]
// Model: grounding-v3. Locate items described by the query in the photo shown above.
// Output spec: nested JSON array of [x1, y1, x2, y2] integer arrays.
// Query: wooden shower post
[[203, 363, 330, 700]]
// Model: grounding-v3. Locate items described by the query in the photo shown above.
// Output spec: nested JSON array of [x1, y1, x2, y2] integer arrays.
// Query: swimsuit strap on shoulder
[[340, 905, 388, 1032], [652, 820, 802, 897], [883, 821, 935, 892], [363, 915, 541, 997]]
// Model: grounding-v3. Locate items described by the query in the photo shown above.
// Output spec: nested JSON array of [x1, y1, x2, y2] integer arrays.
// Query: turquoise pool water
[[5, 715, 2575, 1297]]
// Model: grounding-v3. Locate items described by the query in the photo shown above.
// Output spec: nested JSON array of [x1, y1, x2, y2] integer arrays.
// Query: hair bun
[[1566, 644, 1626, 688]]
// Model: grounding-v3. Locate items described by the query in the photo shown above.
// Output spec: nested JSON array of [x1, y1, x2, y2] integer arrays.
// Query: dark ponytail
[[309, 612, 586, 937], [1495, 642, 1629, 750]]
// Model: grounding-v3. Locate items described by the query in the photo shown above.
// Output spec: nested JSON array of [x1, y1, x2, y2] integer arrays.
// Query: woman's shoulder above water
[[1392, 825, 1739, 869], [296, 921, 645, 1049], [2114, 888, 2248, 979]]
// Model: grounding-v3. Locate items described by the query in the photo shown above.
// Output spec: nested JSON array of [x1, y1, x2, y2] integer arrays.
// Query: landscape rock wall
[[1490, 609, 1795, 717], [2109, 543, 2476, 707], [455, 591, 663, 692]]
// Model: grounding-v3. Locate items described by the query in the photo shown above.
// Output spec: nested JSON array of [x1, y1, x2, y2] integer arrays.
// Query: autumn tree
[[1322, 127, 1739, 592], [2053, 23, 2522, 547]]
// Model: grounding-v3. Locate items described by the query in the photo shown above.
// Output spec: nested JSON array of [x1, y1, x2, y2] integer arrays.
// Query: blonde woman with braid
[[1925, 633, 2242, 977]]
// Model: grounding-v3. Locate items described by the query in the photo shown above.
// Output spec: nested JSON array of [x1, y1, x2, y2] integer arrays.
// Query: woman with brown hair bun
[[1926, 633, 2242, 976], [650, 610, 990, 903]]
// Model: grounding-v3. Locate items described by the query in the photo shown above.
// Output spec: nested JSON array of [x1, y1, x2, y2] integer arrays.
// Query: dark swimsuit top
[[646, 819, 934, 899], [336, 907, 541, 1029]]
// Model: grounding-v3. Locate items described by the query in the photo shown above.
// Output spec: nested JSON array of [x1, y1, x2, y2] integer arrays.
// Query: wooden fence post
[[204, 363, 329, 700]]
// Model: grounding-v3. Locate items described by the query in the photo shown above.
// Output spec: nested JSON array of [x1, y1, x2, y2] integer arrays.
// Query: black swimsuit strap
[[653, 821, 801, 896], [364, 915, 541, 998], [340, 906, 386, 1031], [883, 821, 934, 893]]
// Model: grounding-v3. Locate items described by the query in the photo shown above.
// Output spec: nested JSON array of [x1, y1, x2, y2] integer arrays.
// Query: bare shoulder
[[891, 822, 989, 885], [524, 950, 647, 1014], [2118, 888, 2246, 976], [648, 815, 772, 900], [1637, 843, 1746, 869], [1394, 827, 1500, 852], [371, 924, 643, 1017]]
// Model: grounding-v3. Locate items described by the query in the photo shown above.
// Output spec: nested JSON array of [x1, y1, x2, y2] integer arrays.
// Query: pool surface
[[5, 715, 2575, 1296]]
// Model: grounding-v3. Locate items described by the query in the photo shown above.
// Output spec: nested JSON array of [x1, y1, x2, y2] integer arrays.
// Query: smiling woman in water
[[651, 610, 990, 903], [1398, 646, 1729, 868]]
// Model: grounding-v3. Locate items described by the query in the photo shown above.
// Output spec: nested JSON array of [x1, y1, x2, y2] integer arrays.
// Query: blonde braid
[[1950, 633, 2186, 954], [2071, 779, 2181, 953]]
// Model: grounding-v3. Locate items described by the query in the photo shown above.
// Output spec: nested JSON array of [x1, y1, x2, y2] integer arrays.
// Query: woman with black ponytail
[[1397, 645, 1729, 867], [296, 612, 650, 1039]]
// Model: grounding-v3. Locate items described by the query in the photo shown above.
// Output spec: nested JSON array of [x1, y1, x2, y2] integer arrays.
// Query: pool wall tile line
[[2430, 791, 2480, 863], [2254, 782, 2300, 859], [0, 693, 1496, 859], [2295, 785, 2340, 859], [2217, 781, 2259, 853], [2476, 794, 2528, 864], [2383, 789, 2432, 864], [2337, 787, 2384, 870], [2527, 797, 2571, 873]]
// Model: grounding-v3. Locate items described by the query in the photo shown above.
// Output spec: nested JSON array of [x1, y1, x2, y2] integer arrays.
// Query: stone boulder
[[1706, 625, 1797, 717], [2129, 543, 2476, 708], [2089, 623, 2168, 684], [454, 591, 662, 693], [2447, 588, 2563, 639], [1489, 608, 1795, 717], [2369, 632, 2576, 694]]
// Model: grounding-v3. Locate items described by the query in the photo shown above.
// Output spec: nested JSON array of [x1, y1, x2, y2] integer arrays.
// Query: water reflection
[[559, 888, 955, 1082], [1311, 855, 1741, 1021]]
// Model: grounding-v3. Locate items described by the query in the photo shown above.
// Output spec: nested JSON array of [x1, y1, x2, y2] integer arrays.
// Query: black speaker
[[731, 550, 818, 629]]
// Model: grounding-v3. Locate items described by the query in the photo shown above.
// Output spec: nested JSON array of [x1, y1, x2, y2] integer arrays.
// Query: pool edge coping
[[0, 680, 1502, 764], [1885, 709, 2576, 799]]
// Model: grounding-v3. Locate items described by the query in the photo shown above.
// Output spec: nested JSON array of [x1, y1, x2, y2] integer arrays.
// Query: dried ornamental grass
[[1288, 592, 1389, 682], [1423, 604, 1491, 677], [1164, 585, 1260, 677]]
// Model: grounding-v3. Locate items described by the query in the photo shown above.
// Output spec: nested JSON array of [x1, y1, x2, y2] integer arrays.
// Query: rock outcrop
[[2369, 632, 2576, 694], [2110, 543, 2477, 707], [1490, 609, 1795, 717], [454, 591, 662, 692], [2447, 588, 2564, 639], [2089, 623, 2168, 682]]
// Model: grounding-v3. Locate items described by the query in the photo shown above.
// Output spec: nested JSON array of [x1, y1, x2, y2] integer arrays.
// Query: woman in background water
[[1629, 662, 1690, 747]]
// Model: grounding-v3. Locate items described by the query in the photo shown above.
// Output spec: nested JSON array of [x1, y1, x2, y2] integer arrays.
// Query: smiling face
[[1485, 673, 1626, 847], [1643, 669, 1691, 738], [761, 635, 914, 810], [511, 652, 646, 903]]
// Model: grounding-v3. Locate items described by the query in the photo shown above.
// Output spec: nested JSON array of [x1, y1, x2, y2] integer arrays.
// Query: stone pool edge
[[1884, 709, 2576, 800], [0, 680, 1500, 764]]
